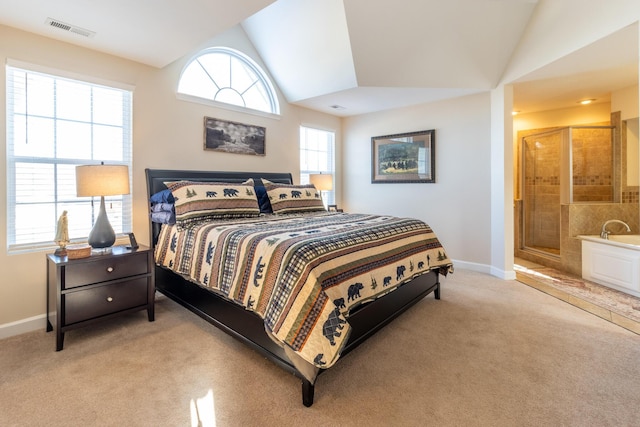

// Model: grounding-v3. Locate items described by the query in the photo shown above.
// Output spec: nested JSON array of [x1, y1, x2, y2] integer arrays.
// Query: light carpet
[[1, 269, 639, 426]]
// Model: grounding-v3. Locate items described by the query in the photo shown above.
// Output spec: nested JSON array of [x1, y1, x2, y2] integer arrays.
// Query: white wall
[[502, 0, 639, 84], [612, 85, 640, 120], [612, 86, 640, 186], [0, 24, 340, 332], [342, 93, 493, 271]]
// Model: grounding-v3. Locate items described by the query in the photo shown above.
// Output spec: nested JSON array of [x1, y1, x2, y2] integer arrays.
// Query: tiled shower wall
[[562, 203, 639, 275], [515, 112, 639, 275], [572, 127, 614, 202]]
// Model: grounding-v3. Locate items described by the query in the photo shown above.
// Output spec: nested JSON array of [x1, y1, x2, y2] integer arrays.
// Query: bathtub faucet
[[600, 220, 631, 239]]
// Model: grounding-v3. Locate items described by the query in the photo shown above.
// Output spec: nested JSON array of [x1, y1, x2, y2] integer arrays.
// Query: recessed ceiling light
[[579, 99, 595, 105]]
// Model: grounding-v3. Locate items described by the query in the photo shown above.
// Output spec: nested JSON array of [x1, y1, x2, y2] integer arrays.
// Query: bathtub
[[579, 235, 640, 297]]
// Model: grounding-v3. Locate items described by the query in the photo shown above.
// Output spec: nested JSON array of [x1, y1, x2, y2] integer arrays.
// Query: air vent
[[45, 18, 95, 38]]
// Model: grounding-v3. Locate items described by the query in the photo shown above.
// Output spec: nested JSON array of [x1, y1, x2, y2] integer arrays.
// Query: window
[[178, 47, 279, 115], [300, 126, 335, 206], [6, 63, 132, 252]]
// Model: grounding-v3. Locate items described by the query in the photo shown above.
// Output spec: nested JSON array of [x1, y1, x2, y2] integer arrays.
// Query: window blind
[[300, 126, 336, 206], [6, 65, 133, 252]]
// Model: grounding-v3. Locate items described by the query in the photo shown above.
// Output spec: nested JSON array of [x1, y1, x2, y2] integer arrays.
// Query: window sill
[[176, 93, 281, 120], [7, 235, 131, 255]]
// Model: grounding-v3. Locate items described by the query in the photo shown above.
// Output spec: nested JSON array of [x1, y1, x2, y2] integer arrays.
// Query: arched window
[[178, 47, 279, 115]]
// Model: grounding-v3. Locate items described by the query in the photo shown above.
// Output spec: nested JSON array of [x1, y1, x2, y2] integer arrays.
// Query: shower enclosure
[[522, 126, 614, 256]]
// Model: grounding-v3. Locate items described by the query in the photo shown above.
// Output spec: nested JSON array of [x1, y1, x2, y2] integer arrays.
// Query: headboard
[[145, 168, 294, 247]]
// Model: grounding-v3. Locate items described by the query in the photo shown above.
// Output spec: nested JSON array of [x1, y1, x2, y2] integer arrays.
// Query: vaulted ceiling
[[0, 0, 637, 117]]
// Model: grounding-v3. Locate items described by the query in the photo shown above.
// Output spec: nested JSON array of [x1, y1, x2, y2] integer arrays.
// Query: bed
[[145, 168, 453, 406]]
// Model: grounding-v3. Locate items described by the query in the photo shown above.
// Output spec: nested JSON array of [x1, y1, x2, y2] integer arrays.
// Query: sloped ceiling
[[511, 22, 638, 113], [243, 0, 538, 115], [0, 0, 636, 117], [0, 0, 277, 68]]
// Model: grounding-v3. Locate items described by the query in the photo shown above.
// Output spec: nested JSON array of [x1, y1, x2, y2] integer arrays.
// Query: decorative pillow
[[149, 189, 175, 204], [150, 209, 176, 224], [243, 178, 273, 214], [262, 179, 326, 214], [149, 190, 176, 224], [164, 180, 260, 226]]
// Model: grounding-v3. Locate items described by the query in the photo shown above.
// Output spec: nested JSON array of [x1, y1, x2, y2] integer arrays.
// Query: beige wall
[[0, 24, 341, 328], [612, 84, 640, 120], [2, 3, 639, 333], [342, 93, 493, 269]]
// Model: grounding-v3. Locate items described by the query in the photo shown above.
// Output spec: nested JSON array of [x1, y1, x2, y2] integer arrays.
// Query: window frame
[[299, 125, 336, 207], [177, 46, 280, 117], [5, 60, 133, 253]]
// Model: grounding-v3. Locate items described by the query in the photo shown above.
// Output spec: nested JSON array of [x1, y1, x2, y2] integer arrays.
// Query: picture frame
[[204, 117, 266, 156], [371, 129, 435, 183]]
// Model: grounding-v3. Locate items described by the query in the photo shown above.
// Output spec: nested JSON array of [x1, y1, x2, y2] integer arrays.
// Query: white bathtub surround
[[580, 235, 640, 298]]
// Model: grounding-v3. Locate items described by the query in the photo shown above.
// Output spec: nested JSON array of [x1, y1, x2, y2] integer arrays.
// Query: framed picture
[[371, 129, 435, 183], [204, 117, 266, 156]]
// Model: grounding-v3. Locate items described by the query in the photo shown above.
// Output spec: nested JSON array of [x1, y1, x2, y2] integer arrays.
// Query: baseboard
[[0, 314, 45, 340], [451, 259, 491, 274], [452, 259, 516, 281], [490, 265, 517, 281], [1, 262, 518, 341]]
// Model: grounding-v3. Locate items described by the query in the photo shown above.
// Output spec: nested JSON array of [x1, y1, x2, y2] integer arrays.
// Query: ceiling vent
[[45, 18, 95, 38]]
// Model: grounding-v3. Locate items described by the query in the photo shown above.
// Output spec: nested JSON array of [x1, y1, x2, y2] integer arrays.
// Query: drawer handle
[[106, 296, 113, 302], [106, 266, 114, 273]]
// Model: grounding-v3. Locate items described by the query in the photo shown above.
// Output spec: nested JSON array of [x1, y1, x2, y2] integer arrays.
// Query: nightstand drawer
[[64, 252, 149, 288], [64, 278, 149, 325]]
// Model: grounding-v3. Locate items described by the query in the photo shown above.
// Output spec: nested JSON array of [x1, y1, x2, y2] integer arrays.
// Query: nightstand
[[46, 245, 155, 351]]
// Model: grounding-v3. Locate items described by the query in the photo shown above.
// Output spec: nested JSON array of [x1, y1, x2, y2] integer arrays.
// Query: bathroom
[[512, 24, 639, 281]]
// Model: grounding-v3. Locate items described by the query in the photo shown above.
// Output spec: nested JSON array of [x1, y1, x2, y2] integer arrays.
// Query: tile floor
[[514, 258, 640, 334]]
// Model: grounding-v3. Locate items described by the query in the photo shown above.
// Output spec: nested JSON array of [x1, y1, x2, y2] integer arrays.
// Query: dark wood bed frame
[[145, 168, 441, 406]]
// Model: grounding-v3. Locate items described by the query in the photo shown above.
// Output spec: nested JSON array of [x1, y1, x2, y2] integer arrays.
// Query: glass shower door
[[522, 130, 562, 256]]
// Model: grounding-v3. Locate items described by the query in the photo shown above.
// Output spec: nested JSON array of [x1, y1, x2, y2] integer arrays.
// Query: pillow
[[165, 180, 260, 226], [149, 190, 176, 224], [150, 210, 176, 224], [243, 178, 273, 214], [151, 203, 174, 213], [149, 189, 175, 204], [262, 179, 326, 214]]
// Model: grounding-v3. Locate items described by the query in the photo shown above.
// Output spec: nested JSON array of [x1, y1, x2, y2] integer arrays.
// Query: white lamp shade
[[309, 173, 333, 191], [76, 164, 130, 197]]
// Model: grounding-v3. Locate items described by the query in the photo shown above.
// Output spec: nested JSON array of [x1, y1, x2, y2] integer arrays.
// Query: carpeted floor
[[515, 258, 640, 334], [1, 269, 639, 426]]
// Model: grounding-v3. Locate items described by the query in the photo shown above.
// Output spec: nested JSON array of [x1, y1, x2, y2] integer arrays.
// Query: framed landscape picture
[[204, 117, 266, 156], [371, 129, 435, 183]]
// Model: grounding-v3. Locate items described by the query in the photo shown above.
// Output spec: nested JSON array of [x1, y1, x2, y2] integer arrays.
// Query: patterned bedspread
[[155, 211, 452, 369]]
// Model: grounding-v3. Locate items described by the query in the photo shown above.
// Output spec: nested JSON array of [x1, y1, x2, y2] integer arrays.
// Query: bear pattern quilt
[[154, 211, 453, 369]]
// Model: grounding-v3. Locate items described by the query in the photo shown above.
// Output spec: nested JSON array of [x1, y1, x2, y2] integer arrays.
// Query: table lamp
[[76, 163, 130, 250], [309, 173, 333, 206]]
